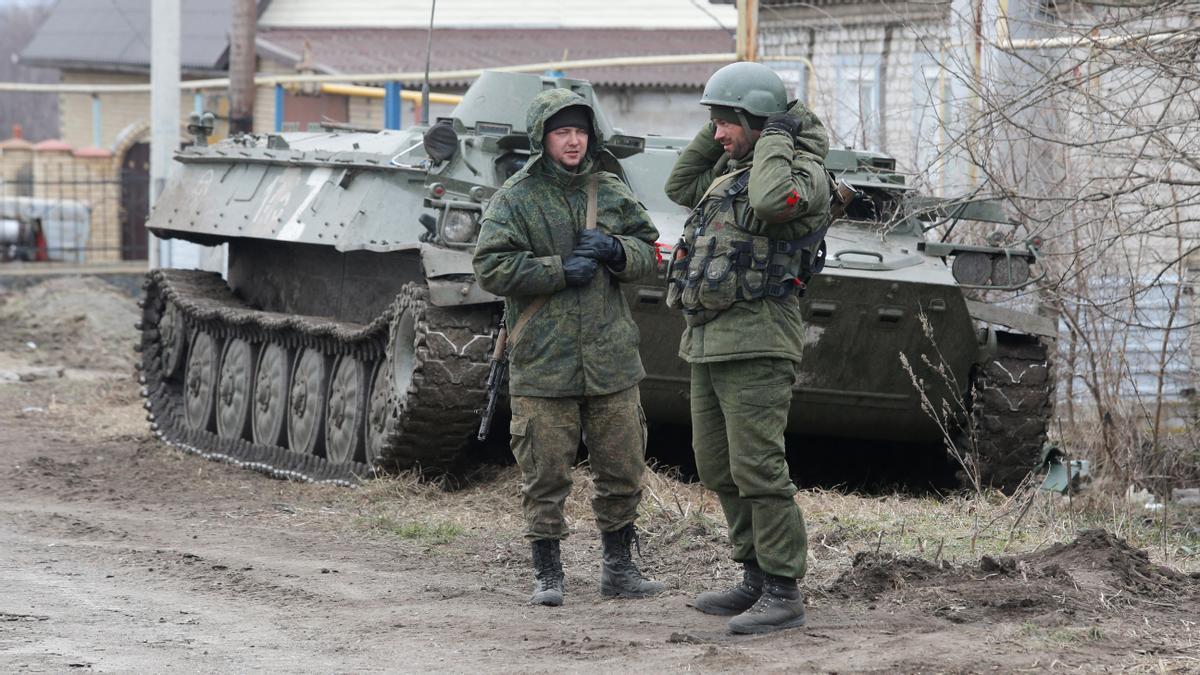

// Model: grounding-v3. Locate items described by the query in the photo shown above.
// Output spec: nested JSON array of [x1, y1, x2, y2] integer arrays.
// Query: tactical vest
[[666, 168, 826, 323]]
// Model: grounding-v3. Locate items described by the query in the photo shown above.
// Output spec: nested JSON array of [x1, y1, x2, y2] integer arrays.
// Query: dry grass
[[42, 368, 1200, 586], [1057, 414, 1200, 498], [345, 462, 1200, 594], [349, 464, 527, 538], [26, 339, 1192, 590]]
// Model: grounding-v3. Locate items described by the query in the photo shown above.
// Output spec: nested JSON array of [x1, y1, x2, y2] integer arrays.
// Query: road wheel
[[158, 302, 187, 380], [288, 347, 330, 456], [216, 337, 256, 440], [325, 354, 367, 465], [183, 330, 220, 432], [251, 342, 291, 447], [364, 359, 393, 469]]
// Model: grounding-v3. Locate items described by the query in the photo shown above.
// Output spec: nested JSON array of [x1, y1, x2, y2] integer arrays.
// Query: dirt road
[[1, 277, 1196, 673]]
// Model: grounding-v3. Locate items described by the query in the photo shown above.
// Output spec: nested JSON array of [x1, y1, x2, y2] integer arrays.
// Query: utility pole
[[736, 0, 758, 62], [150, 0, 180, 268], [229, 0, 256, 134]]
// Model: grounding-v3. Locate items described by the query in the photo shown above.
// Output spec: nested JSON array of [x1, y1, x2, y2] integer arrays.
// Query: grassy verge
[[346, 463, 1199, 590], [357, 515, 465, 544]]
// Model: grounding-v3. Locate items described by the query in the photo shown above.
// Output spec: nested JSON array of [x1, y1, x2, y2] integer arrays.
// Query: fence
[[0, 140, 148, 263]]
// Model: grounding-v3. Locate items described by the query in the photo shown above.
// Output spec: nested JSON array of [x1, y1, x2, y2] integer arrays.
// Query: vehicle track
[[959, 331, 1056, 490], [138, 270, 494, 485]]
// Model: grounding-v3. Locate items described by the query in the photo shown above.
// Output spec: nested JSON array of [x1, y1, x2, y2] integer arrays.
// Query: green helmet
[[699, 62, 788, 118]]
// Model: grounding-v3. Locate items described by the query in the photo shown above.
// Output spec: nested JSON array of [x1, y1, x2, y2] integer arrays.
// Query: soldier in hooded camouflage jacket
[[473, 88, 664, 607]]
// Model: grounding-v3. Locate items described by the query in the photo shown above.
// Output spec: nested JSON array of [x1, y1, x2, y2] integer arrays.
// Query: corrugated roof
[[259, 0, 736, 30], [19, 0, 233, 73], [714, 0, 903, 5], [259, 28, 733, 88]]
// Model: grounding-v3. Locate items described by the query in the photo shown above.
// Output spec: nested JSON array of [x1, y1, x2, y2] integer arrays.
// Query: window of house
[[767, 60, 809, 106], [833, 53, 882, 151]]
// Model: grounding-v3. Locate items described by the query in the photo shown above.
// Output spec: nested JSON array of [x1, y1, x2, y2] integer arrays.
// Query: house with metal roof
[[19, 0, 737, 149], [250, 0, 735, 135], [19, 0, 234, 152]]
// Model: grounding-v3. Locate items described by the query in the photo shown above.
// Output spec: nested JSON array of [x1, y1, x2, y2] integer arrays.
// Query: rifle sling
[[698, 166, 750, 204], [508, 173, 600, 347]]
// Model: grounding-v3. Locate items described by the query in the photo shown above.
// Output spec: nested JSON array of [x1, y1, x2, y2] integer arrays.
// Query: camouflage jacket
[[664, 101, 831, 364], [473, 89, 660, 397]]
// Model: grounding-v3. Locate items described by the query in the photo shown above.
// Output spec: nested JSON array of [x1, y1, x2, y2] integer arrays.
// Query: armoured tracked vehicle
[[138, 70, 1054, 489]]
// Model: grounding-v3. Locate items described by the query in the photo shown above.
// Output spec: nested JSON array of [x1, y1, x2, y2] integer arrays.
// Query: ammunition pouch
[[666, 171, 827, 321], [667, 227, 826, 314]]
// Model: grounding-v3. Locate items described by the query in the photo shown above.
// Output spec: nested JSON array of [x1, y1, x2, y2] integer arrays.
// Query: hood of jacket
[[520, 88, 606, 183]]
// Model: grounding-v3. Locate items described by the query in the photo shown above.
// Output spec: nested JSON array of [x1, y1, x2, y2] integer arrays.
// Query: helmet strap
[[735, 109, 755, 145]]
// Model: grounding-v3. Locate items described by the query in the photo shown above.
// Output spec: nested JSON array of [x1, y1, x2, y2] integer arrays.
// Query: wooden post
[[229, 0, 257, 134], [736, 0, 758, 62]]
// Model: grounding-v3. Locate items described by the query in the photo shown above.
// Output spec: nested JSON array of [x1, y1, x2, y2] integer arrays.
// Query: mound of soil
[[0, 276, 139, 372], [827, 529, 1198, 626], [1021, 528, 1198, 599], [830, 551, 952, 600]]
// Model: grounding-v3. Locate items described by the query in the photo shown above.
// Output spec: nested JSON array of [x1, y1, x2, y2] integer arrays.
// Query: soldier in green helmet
[[664, 61, 831, 634], [473, 88, 664, 607]]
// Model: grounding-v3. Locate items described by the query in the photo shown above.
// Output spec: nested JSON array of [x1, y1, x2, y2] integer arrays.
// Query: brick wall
[[260, 57, 707, 136], [29, 144, 121, 262], [58, 71, 230, 150], [760, 3, 957, 188], [1, 138, 124, 263], [0, 143, 34, 195]]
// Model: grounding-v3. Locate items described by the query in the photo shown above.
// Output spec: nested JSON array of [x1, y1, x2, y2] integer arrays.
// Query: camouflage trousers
[[509, 385, 647, 541], [691, 358, 808, 579]]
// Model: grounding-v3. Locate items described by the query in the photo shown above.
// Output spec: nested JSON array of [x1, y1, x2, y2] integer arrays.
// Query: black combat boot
[[530, 539, 564, 606], [692, 560, 764, 616], [599, 524, 666, 598], [727, 573, 806, 634]]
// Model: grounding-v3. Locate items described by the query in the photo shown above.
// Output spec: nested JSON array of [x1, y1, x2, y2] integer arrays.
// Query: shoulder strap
[[511, 173, 600, 346], [698, 166, 750, 204], [585, 172, 599, 230], [509, 295, 549, 346]]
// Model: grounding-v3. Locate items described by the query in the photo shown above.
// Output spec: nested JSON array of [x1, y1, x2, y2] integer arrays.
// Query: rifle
[[477, 321, 508, 441]]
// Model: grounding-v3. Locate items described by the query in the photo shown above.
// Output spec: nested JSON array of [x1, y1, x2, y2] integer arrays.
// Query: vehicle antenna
[[421, 0, 437, 125]]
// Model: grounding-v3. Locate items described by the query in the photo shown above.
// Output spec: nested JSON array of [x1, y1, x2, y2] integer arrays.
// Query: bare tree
[[920, 0, 1200, 490]]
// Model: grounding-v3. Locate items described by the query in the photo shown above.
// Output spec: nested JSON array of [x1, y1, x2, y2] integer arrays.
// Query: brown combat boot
[[530, 539, 564, 606], [692, 560, 764, 616], [600, 524, 665, 598], [727, 573, 806, 634]]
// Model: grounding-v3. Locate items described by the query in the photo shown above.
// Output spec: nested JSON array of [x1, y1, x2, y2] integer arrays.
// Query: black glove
[[562, 254, 599, 287], [762, 112, 803, 139], [572, 228, 625, 268]]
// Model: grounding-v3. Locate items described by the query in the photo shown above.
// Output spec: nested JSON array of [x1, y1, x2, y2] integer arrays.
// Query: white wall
[[594, 87, 709, 139], [759, 3, 965, 192], [759, 0, 1199, 416]]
